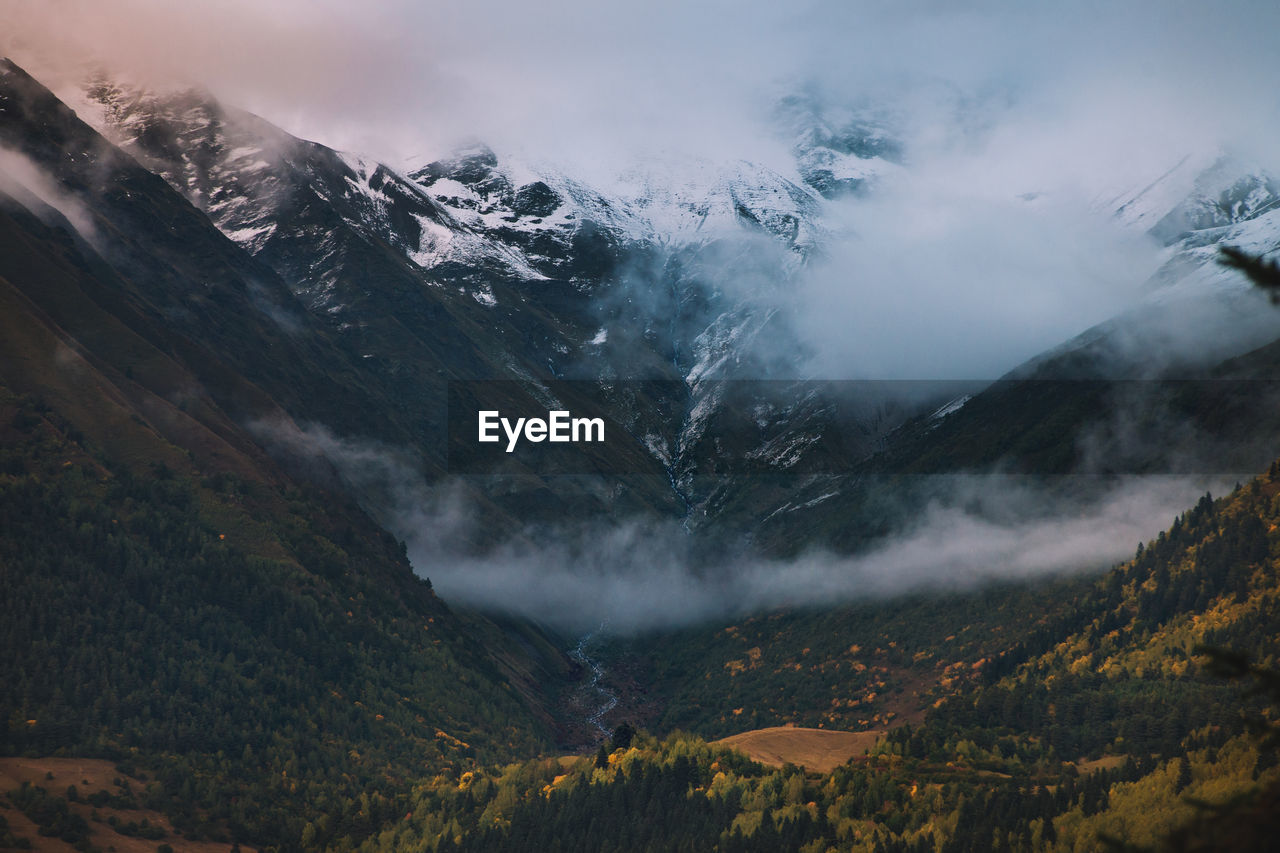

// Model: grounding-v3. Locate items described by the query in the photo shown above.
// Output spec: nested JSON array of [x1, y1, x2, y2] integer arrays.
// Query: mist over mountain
[[5, 6, 1280, 851], [8, 1, 1280, 386], [5, 0, 1280, 628]]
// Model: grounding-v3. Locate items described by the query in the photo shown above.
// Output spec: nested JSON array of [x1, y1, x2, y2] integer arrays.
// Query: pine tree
[[1219, 246, 1280, 303], [1174, 757, 1192, 794]]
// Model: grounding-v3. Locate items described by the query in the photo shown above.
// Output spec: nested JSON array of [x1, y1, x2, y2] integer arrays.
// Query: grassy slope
[[360, 461, 1280, 851], [0, 133, 574, 852]]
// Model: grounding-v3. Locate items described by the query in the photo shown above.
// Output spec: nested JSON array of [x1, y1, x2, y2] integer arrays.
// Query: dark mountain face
[[10, 57, 1280, 569], [6, 58, 1280, 566], [0, 51, 584, 680], [0, 59, 406, 439], [0, 58, 588, 850], [57, 71, 921, 541]]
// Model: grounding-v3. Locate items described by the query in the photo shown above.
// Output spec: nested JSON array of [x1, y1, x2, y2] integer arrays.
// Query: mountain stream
[[569, 624, 618, 739]]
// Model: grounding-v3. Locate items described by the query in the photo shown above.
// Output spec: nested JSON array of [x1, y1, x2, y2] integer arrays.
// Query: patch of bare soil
[[0, 757, 250, 853], [714, 726, 885, 774]]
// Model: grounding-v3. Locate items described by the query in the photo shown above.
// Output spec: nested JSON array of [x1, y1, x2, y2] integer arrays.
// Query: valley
[[2, 23, 1280, 851]]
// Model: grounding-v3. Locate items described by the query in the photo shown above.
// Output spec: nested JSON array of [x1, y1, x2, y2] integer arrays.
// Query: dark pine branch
[[1219, 246, 1280, 303]]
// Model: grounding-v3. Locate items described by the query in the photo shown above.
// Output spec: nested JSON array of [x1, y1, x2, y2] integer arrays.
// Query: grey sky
[[6, 1, 1279, 169]]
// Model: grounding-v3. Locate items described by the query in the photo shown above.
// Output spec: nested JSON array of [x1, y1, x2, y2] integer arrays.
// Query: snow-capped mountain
[[771, 90, 904, 199], [1013, 153, 1280, 383], [71, 76, 838, 377], [9, 57, 1280, 551], [44, 71, 878, 531], [60, 74, 898, 512]]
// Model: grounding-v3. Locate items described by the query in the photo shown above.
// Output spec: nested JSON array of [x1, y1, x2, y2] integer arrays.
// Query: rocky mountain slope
[[6, 55, 1280, 558]]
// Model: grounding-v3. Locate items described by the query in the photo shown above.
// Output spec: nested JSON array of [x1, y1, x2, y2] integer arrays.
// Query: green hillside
[[0, 380, 576, 849], [361, 464, 1280, 852]]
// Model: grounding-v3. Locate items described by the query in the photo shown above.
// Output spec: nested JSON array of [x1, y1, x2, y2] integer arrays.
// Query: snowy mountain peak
[[772, 90, 904, 199]]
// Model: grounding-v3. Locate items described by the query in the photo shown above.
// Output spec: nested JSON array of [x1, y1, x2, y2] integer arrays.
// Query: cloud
[[0, 145, 100, 245], [1, 0, 794, 168], [792, 164, 1165, 380], [5, 0, 1279, 171], [413, 473, 1226, 634], [254, 417, 1229, 633]]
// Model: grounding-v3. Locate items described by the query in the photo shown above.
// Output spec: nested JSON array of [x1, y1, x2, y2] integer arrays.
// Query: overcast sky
[[5, 0, 1280, 378], [5, 1, 1278, 170]]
